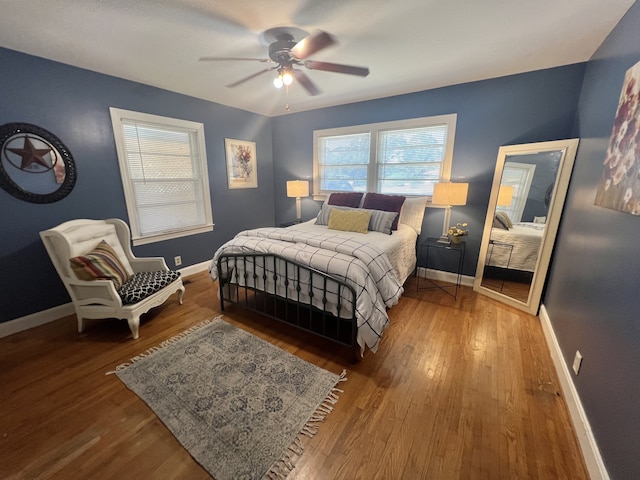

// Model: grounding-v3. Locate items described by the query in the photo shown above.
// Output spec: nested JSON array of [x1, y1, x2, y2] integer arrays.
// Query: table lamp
[[286, 180, 310, 223], [432, 182, 469, 244], [497, 185, 514, 206]]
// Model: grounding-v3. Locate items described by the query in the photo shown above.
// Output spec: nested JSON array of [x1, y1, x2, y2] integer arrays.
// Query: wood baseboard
[[0, 261, 211, 339], [0, 303, 75, 338], [539, 304, 609, 480]]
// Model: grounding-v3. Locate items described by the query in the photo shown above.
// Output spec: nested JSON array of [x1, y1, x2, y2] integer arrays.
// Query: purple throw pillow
[[362, 193, 406, 230], [327, 192, 364, 208]]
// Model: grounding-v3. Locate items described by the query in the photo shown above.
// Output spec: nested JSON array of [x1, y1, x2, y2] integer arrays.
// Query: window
[[313, 114, 457, 198], [110, 108, 213, 246], [497, 162, 536, 222]]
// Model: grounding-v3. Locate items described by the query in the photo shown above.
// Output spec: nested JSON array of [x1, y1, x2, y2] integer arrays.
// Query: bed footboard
[[217, 252, 358, 360]]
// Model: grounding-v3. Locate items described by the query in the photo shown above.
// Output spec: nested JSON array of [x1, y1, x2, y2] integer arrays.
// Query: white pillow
[[64, 222, 134, 276], [398, 197, 428, 234]]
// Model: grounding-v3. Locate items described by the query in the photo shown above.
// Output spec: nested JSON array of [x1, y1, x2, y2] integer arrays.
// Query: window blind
[[377, 125, 448, 195], [313, 114, 456, 198], [111, 108, 213, 245]]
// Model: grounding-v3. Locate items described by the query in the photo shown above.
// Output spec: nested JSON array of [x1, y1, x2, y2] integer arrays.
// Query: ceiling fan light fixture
[[204, 29, 368, 96], [282, 70, 293, 86], [274, 66, 294, 89]]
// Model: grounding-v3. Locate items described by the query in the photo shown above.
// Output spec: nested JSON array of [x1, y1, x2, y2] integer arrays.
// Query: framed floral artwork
[[594, 60, 640, 214], [225, 138, 257, 189]]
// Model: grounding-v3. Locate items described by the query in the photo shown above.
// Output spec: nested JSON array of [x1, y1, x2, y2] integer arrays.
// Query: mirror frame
[[473, 139, 579, 314]]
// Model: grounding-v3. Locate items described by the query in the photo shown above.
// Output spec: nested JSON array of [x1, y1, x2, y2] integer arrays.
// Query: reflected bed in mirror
[[474, 139, 579, 314], [482, 222, 544, 302]]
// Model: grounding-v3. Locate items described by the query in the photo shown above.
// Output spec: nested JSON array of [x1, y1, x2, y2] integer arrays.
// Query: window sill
[[132, 224, 214, 246]]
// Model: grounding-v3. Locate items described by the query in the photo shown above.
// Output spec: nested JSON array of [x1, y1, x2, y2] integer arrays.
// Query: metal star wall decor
[[0, 123, 76, 203]]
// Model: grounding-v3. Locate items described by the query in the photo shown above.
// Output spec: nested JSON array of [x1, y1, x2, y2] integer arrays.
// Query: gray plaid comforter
[[209, 228, 404, 353]]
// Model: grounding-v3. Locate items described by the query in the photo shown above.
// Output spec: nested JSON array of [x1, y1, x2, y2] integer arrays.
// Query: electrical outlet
[[572, 350, 583, 375], [174, 255, 182, 267]]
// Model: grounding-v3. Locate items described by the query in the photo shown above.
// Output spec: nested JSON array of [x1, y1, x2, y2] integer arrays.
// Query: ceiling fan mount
[[268, 33, 298, 64], [199, 27, 370, 96]]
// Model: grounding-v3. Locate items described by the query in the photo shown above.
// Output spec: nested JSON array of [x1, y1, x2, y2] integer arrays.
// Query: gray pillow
[[315, 204, 398, 235], [493, 216, 508, 229], [493, 212, 512, 229]]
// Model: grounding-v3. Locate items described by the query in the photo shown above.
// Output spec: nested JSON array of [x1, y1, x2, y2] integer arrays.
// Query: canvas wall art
[[225, 138, 257, 189], [594, 60, 640, 214]]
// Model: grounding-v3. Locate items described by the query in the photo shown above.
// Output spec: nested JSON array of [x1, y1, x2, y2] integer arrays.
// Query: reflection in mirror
[[483, 153, 560, 302], [474, 139, 579, 314]]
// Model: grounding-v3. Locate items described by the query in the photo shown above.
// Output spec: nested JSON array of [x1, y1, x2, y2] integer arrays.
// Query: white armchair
[[40, 218, 185, 339]]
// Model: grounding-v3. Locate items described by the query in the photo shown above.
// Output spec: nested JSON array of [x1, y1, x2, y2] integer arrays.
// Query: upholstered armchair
[[40, 218, 185, 339]]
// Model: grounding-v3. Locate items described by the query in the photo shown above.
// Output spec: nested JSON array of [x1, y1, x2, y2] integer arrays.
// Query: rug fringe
[[264, 369, 347, 480], [105, 316, 222, 375]]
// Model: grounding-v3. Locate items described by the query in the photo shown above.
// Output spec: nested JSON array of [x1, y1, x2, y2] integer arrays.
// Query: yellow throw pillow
[[327, 208, 371, 234]]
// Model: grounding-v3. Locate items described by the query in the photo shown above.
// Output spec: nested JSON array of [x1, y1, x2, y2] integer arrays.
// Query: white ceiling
[[0, 0, 635, 117]]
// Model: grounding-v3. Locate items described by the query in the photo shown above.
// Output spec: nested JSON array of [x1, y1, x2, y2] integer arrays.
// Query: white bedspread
[[209, 225, 410, 353], [487, 222, 545, 272]]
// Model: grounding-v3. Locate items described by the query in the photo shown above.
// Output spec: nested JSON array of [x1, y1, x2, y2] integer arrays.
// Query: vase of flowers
[[448, 222, 468, 244]]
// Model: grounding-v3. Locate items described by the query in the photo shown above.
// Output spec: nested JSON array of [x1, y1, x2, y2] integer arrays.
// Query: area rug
[[113, 316, 346, 480]]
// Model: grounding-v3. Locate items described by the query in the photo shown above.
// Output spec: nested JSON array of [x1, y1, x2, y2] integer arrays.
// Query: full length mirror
[[473, 139, 579, 314]]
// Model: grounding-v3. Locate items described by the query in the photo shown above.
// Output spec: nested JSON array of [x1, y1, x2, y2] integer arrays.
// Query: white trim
[[132, 224, 214, 246], [539, 304, 609, 480], [416, 267, 475, 287], [313, 113, 457, 198], [177, 260, 210, 278], [109, 107, 214, 245], [499, 162, 536, 223], [0, 303, 74, 339], [0, 261, 211, 339]]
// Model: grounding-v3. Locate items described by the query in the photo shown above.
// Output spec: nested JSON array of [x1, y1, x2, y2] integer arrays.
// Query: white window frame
[[313, 114, 457, 200], [497, 162, 536, 223], [110, 107, 213, 246]]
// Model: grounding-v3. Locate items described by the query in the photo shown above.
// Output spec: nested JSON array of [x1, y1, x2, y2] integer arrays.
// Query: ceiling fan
[[199, 27, 370, 96]]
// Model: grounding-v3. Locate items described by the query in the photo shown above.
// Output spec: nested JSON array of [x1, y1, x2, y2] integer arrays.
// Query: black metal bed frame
[[217, 252, 359, 361]]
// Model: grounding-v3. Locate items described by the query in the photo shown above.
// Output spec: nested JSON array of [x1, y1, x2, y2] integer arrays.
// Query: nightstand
[[484, 239, 514, 292], [417, 237, 465, 299]]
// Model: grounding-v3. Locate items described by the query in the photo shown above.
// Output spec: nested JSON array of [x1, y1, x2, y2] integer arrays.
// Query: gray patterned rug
[[114, 316, 346, 480]]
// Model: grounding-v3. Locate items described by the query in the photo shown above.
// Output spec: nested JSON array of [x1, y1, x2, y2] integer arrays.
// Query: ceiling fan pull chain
[[285, 85, 291, 112]]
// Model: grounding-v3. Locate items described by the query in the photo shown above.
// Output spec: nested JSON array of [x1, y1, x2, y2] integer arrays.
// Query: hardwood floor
[[481, 277, 532, 303], [0, 271, 587, 479]]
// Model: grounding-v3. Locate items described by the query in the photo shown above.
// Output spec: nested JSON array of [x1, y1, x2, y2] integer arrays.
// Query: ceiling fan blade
[[290, 30, 336, 60], [199, 56, 271, 62], [226, 67, 277, 88], [304, 60, 370, 77], [293, 70, 321, 96]]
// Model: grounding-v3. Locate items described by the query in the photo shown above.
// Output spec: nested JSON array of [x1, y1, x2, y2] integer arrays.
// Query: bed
[[208, 194, 425, 359], [486, 222, 545, 272]]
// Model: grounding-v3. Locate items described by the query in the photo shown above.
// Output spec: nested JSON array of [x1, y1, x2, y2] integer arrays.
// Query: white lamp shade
[[286, 180, 309, 198], [432, 182, 469, 206], [497, 185, 514, 206]]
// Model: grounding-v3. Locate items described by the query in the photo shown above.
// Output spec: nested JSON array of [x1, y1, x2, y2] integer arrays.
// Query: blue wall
[[0, 47, 585, 325], [0, 47, 275, 322], [271, 64, 585, 276], [545, 2, 640, 477]]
